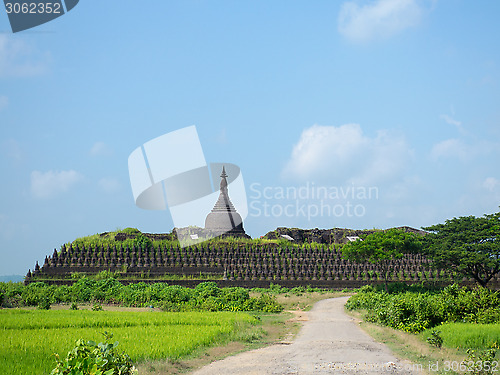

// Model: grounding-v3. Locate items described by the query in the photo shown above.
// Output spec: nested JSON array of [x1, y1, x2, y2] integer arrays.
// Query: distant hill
[[0, 275, 24, 283]]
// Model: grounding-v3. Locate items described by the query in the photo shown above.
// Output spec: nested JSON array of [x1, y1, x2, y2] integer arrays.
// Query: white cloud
[[430, 138, 469, 161], [0, 35, 50, 77], [429, 137, 496, 162], [440, 114, 461, 128], [0, 95, 8, 111], [440, 113, 466, 135], [98, 177, 121, 193], [338, 0, 423, 43], [282, 123, 412, 185], [90, 141, 112, 157], [30, 170, 83, 199]]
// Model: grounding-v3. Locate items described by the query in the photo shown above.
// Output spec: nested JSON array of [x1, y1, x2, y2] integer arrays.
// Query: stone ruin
[[24, 166, 465, 287], [263, 226, 428, 244], [22, 221, 461, 288]]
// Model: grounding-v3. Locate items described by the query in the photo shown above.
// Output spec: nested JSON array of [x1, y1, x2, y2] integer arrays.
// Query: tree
[[342, 228, 423, 292], [423, 212, 500, 288]]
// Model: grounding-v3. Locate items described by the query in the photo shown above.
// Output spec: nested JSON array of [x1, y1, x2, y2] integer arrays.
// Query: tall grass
[[422, 323, 500, 349], [0, 309, 257, 375]]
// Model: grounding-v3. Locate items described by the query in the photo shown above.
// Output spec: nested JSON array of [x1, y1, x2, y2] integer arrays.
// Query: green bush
[[92, 277, 124, 303], [144, 283, 168, 304], [51, 332, 137, 375], [462, 345, 498, 375], [221, 287, 249, 303], [133, 233, 152, 250], [53, 285, 71, 304], [71, 277, 97, 302], [194, 282, 221, 299], [16, 278, 284, 313], [38, 296, 51, 310], [244, 293, 283, 313], [22, 282, 54, 306], [1, 282, 23, 307], [357, 284, 375, 293], [121, 227, 141, 235], [160, 285, 193, 304], [198, 295, 224, 311], [346, 284, 500, 333], [0, 282, 22, 306], [119, 282, 148, 306], [476, 309, 500, 324]]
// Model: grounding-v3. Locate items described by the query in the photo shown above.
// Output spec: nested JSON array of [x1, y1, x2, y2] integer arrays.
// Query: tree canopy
[[341, 228, 423, 291], [423, 211, 500, 288]]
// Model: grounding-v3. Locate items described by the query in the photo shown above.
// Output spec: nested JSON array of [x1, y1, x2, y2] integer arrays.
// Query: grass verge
[[346, 310, 469, 375], [421, 323, 500, 350]]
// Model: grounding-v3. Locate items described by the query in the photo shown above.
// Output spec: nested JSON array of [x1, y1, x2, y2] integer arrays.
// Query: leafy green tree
[[342, 229, 423, 291], [423, 212, 500, 288]]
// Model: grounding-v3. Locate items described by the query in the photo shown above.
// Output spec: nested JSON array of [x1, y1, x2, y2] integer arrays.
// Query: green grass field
[[0, 309, 258, 375], [422, 323, 500, 349]]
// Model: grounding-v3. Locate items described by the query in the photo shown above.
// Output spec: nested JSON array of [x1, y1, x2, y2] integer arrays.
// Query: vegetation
[[0, 283, 346, 375], [345, 283, 500, 333], [133, 232, 153, 250], [424, 324, 500, 349], [423, 211, 500, 287], [0, 309, 257, 375], [51, 332, 137, 375], [0, 279, 283, 313], [11, 211, 500, 374], [353, 312, 499, 375], [426, 330, 443, 348], [347, 283, 500, 374], [67, 228, 291, 252], [341, 229, 423, 291], [463, 345, 498, 375]]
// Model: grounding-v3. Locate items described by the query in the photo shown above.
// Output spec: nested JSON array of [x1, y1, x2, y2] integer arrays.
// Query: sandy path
[[191, 297, 420, 374]]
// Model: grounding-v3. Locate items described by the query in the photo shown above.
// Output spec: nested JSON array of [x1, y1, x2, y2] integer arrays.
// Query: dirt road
[[192, 297, 420, 374]]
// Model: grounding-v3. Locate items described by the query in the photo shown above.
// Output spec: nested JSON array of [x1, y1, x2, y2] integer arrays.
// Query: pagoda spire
[[220, 166, 228, 195], [204, 166, 247, 237]]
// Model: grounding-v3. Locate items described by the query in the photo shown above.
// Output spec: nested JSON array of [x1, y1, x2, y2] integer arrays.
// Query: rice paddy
[[0, 309, 258, 375], [424, 323, 500, 349]]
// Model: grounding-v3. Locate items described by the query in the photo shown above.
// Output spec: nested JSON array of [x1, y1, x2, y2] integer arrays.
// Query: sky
[[1, 0, 499, 276]]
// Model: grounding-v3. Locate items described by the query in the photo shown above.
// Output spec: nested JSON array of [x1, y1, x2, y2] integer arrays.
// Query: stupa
[[205, 166, 248, 237]]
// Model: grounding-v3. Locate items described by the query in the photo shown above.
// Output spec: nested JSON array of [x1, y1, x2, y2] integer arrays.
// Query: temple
[[205, 166, 248, 237]]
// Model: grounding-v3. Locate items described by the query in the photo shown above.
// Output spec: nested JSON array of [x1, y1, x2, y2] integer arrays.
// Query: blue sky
[[1, 0, 499, 276]]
